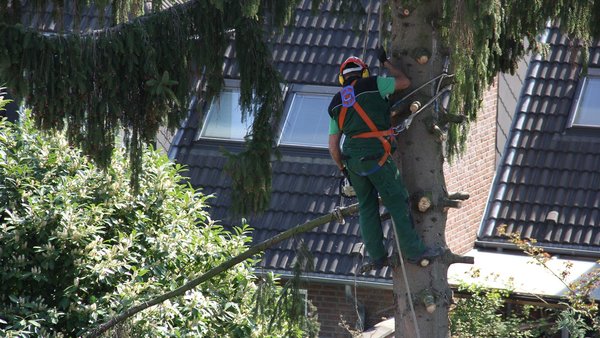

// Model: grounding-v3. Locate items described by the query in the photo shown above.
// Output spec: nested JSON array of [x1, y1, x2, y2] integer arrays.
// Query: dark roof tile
[[479, 26, 600, 255], [168, 0, 399, 281]]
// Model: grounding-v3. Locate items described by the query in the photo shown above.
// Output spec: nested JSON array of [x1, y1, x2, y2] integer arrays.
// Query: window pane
[[280, 93, 331, 147], [573, 77, 600, 127], [200, 90, 253, 140]]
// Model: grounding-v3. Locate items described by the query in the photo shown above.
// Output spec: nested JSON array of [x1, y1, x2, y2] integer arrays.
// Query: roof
[[12, 0, 185, 32], [172, 0, 396, 283], [478, 27, 600, 256], [223, 0, 383, 86]]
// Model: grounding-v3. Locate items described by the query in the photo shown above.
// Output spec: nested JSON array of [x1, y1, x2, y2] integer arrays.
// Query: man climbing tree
[[2, 0, 599, 337], [327, 48, 442, 270]]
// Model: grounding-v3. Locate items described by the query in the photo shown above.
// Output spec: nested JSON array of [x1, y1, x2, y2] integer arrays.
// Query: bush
[[0, 112, 317, 337], [450, 282, 539, 338]]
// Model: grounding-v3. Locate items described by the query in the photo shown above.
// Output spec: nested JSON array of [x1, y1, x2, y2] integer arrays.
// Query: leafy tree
[[450, 282, 539, 338], [2, 1, 600, 337], [502, 226, 600, 337], [0, 111, 318, 337]]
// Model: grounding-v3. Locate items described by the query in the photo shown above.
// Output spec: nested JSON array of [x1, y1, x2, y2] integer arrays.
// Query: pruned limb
[[439, 113, 466, 125], [448, 192, 470, 201], [412, 191, 433, 213], [418, 289, 436, 313], [440, 197, 462, 210], [441, 248, 474, 265], [430, 124, 447, 142], [85, 203, 360, 337]]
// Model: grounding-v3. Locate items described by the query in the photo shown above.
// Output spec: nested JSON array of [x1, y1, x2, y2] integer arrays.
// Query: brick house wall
[[305, 283, 394, 338], [444, 78, 499, 254]]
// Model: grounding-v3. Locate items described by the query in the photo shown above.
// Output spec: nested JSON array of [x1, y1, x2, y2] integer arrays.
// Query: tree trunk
[[390, 1, 455, 337]]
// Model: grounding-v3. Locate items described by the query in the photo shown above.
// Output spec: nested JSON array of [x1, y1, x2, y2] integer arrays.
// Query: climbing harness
[[337, 62, 454, 177], [338, 80, 394, 176]]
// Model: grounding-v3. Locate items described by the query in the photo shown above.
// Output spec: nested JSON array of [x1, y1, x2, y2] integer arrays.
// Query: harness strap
[[339, 106, 347, 131], [352, 129, 394, 139], [350, 102, 391, 167]]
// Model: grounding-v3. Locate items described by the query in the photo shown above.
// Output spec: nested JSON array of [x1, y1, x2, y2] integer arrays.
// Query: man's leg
[[367, 159, 426, 260], [346, 160, 387, 261]]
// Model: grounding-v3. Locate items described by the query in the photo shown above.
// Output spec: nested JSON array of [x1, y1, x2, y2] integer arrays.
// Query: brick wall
[[444, 78, 499, 254], [306, 283, 394, 338]]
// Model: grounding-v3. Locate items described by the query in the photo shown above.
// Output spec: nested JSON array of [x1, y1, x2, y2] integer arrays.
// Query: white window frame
[[567, 68, 600, 129], [298, 288, 308, 317], [197, 79, 253, 141], [277, 84, 339, 149]]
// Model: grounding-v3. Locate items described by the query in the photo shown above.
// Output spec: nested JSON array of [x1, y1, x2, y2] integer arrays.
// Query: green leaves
[[450, 282, 538, 338], [0, 111, 316, 337]]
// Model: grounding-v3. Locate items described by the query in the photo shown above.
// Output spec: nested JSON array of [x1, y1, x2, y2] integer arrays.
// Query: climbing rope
[[391, 218, 421, 338]]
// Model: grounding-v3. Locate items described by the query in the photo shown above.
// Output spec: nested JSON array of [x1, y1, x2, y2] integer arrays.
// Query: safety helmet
[[338, 56, 370, 85]]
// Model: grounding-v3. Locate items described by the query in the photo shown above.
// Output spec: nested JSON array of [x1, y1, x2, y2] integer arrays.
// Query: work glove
[[376, 46, 388, 64]]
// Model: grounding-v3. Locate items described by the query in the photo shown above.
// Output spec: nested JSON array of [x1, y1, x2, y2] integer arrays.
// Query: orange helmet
[[339, 56, 369, 85]]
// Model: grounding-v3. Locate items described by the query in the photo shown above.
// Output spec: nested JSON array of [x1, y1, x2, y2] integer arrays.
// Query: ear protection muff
[[338, 56, 369, 85]]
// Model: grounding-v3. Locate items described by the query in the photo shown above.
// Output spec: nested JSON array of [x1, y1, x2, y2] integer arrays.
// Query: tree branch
[[85, 203, 360, 337]]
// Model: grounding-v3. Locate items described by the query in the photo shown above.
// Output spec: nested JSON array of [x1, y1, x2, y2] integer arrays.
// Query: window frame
[[197, 79, 253, 142], [567, 68, 600, 129], [277, 84, 339, 149]]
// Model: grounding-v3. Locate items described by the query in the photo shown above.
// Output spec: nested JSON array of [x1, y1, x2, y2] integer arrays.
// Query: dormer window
[[198, 82, 338, 147], [568, 68, 600, 128], [198, 80, 253, 141], [278, 84, 339, 148]]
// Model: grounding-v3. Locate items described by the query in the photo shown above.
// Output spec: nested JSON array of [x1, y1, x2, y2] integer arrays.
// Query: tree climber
[[327, 47, 441, 269]]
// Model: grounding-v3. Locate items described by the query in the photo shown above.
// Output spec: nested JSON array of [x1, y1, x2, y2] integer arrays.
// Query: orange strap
[[338, 106, 347, 131], [350, 103, 392, 166], [352, 129, 394, 138]]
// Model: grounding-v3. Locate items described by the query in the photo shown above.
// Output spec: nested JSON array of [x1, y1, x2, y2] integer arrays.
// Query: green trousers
[[345, 152, 426, 261]]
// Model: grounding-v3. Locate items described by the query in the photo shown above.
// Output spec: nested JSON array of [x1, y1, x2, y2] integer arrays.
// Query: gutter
[[253, 269, 393, 289], [475, 240, 600, 259]]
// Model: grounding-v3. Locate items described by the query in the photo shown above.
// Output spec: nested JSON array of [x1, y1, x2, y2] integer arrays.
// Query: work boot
[[407, 247, 444, 267]]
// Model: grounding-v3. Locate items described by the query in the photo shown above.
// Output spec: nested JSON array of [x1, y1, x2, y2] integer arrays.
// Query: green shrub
[[0, 112, 317, 337], [450, 283, 539, 338]]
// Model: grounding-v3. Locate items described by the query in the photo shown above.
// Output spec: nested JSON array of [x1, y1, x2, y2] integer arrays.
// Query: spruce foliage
[[1, 0, 599, 212]]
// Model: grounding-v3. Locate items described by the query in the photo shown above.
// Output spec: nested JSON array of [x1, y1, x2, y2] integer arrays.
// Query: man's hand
[[376, 46, 388, 64]]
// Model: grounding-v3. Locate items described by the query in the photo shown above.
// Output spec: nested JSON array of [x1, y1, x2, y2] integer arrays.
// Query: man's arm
[[328, 132, 344, 171], [382, 60, 411, 91], [377, 46, 411, 91]]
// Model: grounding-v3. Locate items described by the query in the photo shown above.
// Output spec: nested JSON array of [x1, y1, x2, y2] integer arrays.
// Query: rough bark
[[390, 1, 463, 337]]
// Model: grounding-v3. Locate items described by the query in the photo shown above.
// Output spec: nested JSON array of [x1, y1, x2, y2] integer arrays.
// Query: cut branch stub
[[440, 197, 462, 211], [439, 113, 467, 125], [412, 191, 433, 213], [441, 248, 475, 265], [409, 100, 421, 113], [430, 124, 447, 142], [419, 289, 436, 313], [448, 192, 470, 201]]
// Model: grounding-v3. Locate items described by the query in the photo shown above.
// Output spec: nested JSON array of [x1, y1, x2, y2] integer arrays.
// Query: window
[[198, 81, 253, 141], [278, 85, 339, 148], [568, 68, 600, 128], [298, 289, 308, 317]]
